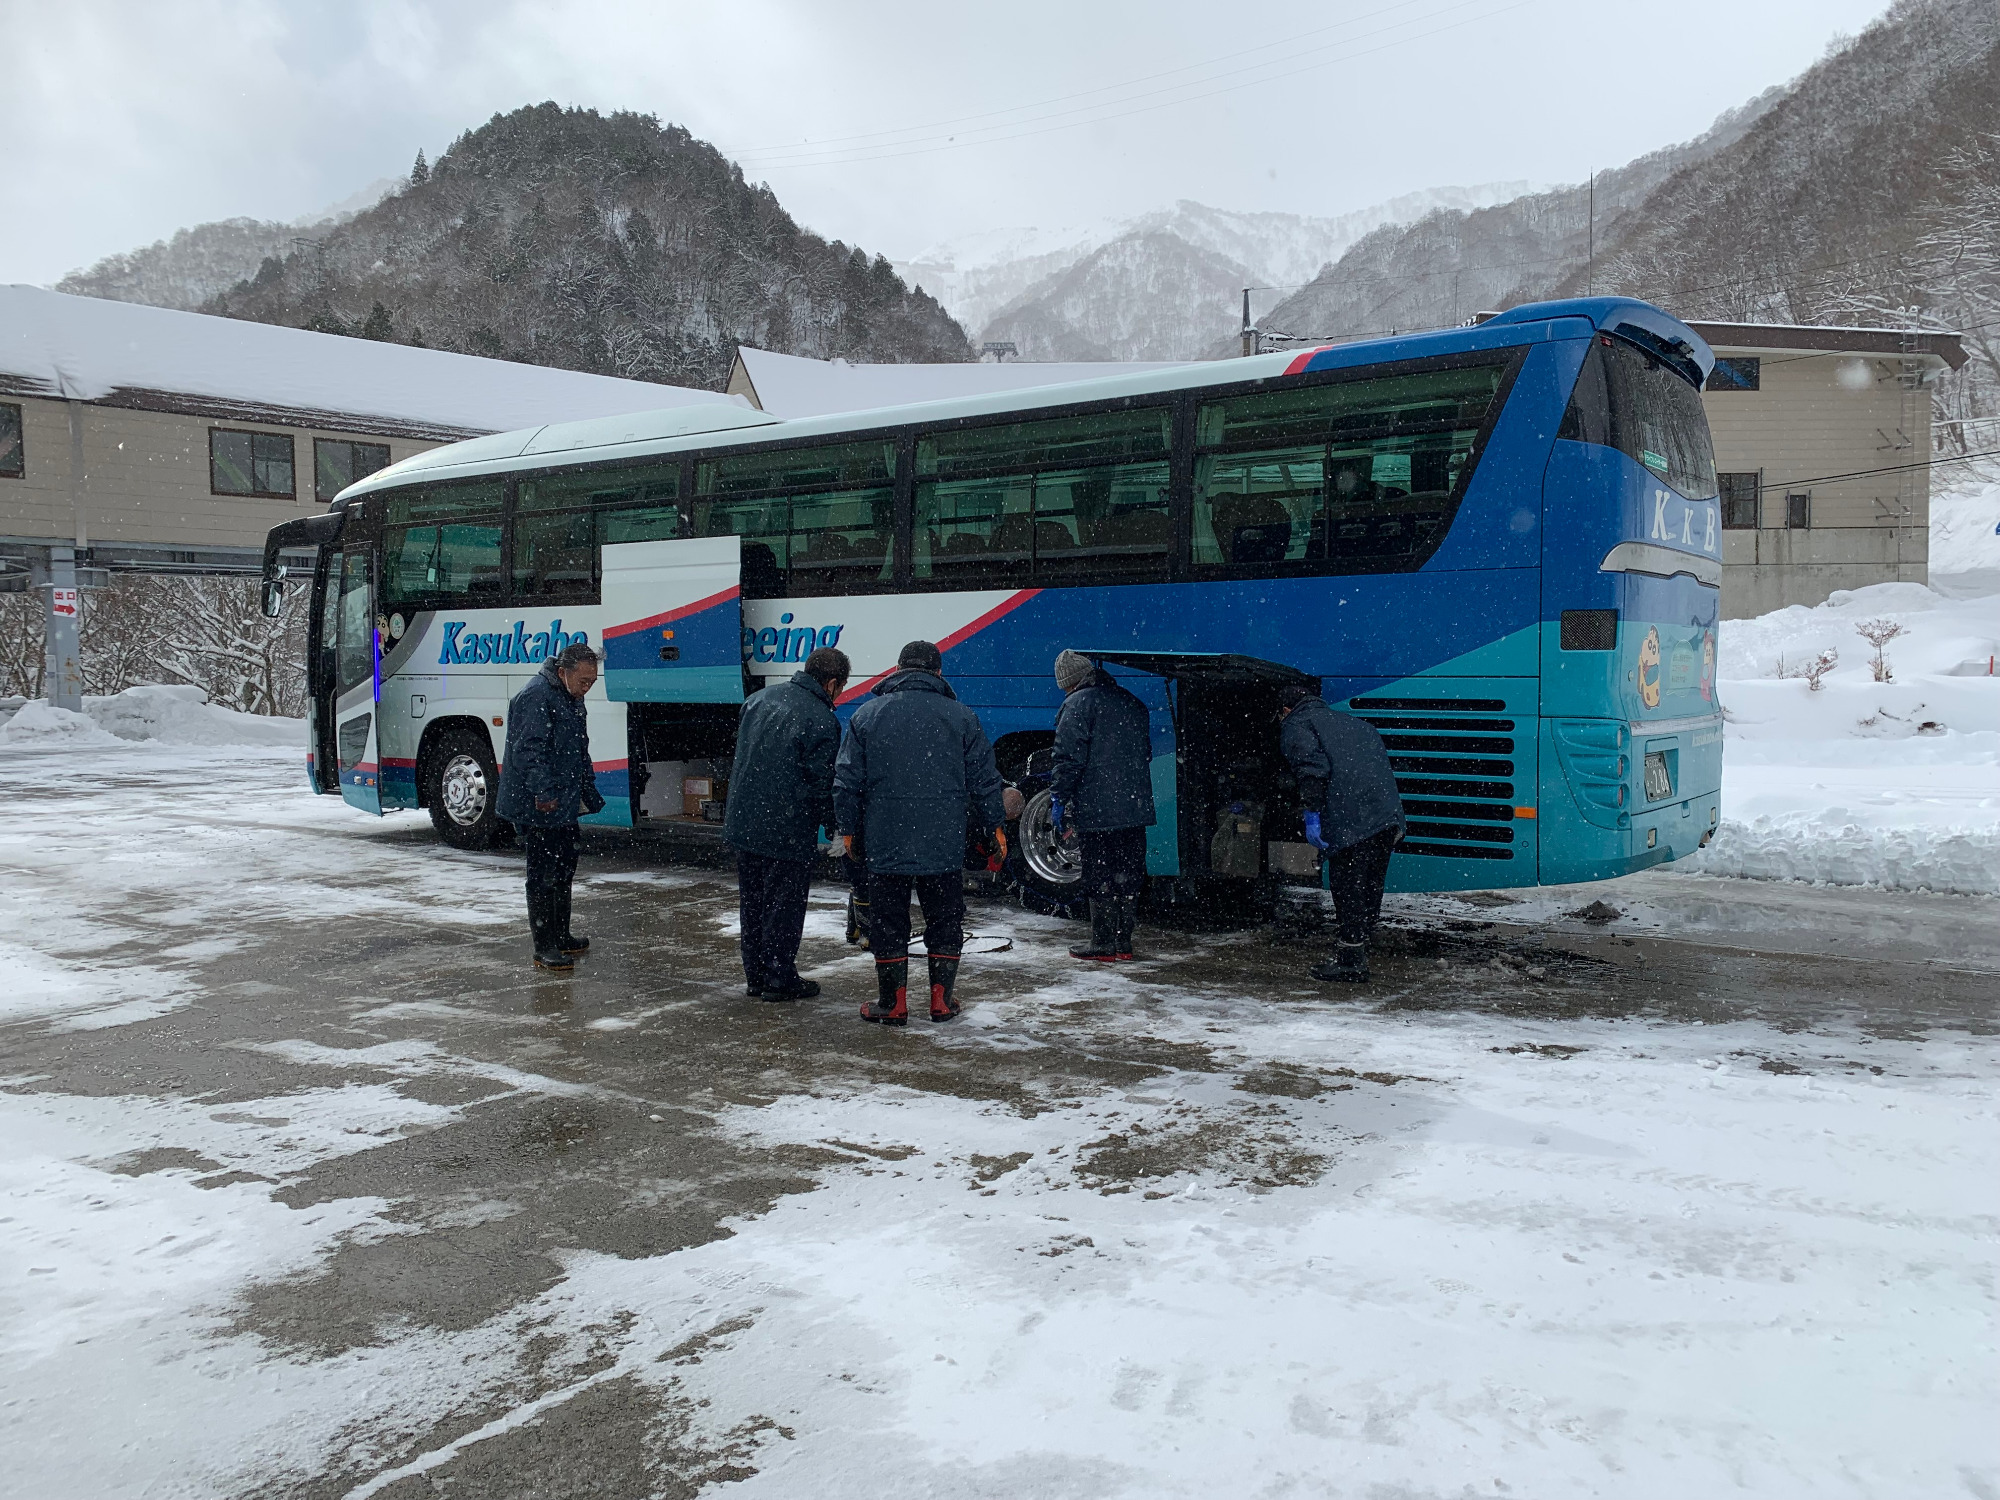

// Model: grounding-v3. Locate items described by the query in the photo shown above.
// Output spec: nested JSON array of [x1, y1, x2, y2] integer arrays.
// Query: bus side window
[[695, 441, 897, 599], [1192, 362, 1508, 576], [909, 407, 1172, 591]]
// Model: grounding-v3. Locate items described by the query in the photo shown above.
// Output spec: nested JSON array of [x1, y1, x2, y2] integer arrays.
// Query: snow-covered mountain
[[55, 178, 405, 311], [894, 186, 1535, 361]]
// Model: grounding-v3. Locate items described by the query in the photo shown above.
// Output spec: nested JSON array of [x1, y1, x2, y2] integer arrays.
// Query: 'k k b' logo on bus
[[437, 619, 590, 666]]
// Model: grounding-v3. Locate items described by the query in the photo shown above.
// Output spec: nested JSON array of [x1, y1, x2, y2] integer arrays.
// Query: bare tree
[[1854, 618, 1905, 682], [1780, 647, 1840, 690]]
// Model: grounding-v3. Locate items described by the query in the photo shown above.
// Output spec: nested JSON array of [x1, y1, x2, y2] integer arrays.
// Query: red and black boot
[[1068, 901, 1120, 961], [860, 958, 909, 1026], [927, 955, 961, 1022], [1110, 896, 1140, 961]]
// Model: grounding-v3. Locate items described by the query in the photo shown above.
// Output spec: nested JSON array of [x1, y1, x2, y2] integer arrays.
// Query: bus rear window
[[1560, 336, 1717, 499]]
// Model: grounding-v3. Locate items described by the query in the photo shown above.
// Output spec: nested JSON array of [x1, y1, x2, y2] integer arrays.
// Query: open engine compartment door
[[600, 535, 744, 703]]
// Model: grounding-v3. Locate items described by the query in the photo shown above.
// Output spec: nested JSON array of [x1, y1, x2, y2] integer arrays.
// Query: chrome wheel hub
[[439, 752, 489, 827], [1020, 787, 1083, 886]]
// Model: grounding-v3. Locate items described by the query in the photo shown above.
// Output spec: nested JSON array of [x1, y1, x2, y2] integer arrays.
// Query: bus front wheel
[[426, 726, 503, 850]]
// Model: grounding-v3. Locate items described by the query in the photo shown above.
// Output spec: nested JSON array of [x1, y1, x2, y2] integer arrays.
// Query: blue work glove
[[1049, 798, 1065, 836], [1303, 812, 1326, 850]]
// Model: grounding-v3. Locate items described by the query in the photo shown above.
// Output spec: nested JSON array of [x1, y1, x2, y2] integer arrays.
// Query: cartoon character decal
[[1636, 625, 1663, 710], [1699, 630, 1716, 702]]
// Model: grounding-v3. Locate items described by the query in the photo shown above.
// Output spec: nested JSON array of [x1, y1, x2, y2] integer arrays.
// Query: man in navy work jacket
[[496, 641, 606, 972], [723, 645, 850, 1002], [1277, 679, 1405, 983], [1050, 649, 1155, 962], [834, 640, 1008, 1026]]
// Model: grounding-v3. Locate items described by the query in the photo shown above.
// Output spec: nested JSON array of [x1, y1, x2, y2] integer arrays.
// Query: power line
[[1752, 445, 2000, 495]]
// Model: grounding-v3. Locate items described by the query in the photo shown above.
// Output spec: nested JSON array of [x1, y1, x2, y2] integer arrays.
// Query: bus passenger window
[[383, 520, 503, 609], [1194, 449, 1321, 565], [693, 495, 788, 597], [512, 509, 596, 601], [695, 442, 897, 598], [1032, 464, 1171, 584], [598, 505, 681, 546], [787, 487, 895, 597], [1193, 360, 1507, 576], [912, 476, 1033, 591]]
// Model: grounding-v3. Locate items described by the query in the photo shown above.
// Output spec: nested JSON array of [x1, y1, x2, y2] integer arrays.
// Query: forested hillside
[[53, 181, 399, 312], [205, 105, 970, 388], [1262, 0, 2000, 436], [1253, 89, 1783, 346]]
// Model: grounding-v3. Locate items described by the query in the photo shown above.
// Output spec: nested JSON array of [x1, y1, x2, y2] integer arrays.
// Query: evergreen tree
[[360, 301, 395, 341], [410, 148, 429, 186]]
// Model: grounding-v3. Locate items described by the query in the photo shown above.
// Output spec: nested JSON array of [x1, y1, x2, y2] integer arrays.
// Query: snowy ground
[[1691, 581, 1998, 894], [1, 741, 1994, 1498]]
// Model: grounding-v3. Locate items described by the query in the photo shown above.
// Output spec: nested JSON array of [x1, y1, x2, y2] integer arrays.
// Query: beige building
[[1688, 321, 1967, 618], [0, 285, 732, 577]]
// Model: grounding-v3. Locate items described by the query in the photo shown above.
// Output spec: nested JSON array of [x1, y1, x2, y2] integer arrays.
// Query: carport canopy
[[1081, 651, 1319, 690]]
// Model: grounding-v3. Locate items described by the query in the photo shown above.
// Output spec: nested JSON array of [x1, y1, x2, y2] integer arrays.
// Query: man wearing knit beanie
[[1053, 648, 1094, 695], [1049, 651, 1155, 961]]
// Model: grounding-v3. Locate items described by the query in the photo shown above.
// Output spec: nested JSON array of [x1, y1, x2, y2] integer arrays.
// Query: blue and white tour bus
[[262, 295, 1725, 905]]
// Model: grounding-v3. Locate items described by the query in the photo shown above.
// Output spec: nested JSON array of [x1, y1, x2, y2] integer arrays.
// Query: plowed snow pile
[[0, 685, 302, 749], [1687, 581, 1998, 894]]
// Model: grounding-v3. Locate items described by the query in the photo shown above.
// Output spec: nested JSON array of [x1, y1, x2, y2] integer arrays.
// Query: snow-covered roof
[[0, 285, 736, 441], [728, 346, 1194, 419]]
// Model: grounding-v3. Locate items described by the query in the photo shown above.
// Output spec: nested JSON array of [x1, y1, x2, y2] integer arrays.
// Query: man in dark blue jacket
[[834, 640, 1008, 1025], [1277, 680, 1405, 983], [1050, 649, 1155, 962], [497, 642, 606, 972], [724, 646, 849, 1002]]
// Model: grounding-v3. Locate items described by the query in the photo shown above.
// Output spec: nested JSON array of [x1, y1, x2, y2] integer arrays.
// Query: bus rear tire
[[426, 726, 503, 851]]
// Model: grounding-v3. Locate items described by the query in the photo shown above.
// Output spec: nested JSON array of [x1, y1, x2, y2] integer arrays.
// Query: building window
[[1786, 492, 1811, 530], [314, 438, 391, 501], [0, 402, 21, 478], [1719, 472, 1761, 529], [1709, 357, 1761, 392], [211, 428, 296, 498]]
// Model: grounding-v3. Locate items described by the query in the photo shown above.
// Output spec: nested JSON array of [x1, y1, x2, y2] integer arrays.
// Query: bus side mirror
[[261, 573, 286, 618]]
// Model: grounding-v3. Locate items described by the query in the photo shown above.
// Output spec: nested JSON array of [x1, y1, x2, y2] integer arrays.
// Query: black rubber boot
[[1110, 897, 1139, 961], [1069, 901, 1119, 961], [762, 977, 821, 1003], [860, 959, 908, 1025], [560, 932, 590, 954], [1311, 942, 1371, 983], [927, 955, 961, 1022], [534, 948, 574, 973]]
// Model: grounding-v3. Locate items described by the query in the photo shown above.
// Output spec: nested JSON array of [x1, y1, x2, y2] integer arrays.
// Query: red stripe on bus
[[602, 584, 742, 640], [834, 589, 1043, 705], [1284, 347, 1332, 375]]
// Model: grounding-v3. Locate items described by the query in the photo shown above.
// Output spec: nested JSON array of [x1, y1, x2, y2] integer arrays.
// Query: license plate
[[1643, 751, 1675, 801]]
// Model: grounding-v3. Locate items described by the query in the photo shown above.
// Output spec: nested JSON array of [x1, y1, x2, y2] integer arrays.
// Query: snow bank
[[85, 685, 303, 747], [1931, 478, 2000, 598], [0, 686, 302, 749], [0, 702, 120, 747], [1688, 580, 1999, 892]]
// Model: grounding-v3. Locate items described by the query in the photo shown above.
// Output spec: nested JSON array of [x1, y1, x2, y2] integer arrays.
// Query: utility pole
[[1240, 287, 1259, 358], [1587, 172, 1596, 296]]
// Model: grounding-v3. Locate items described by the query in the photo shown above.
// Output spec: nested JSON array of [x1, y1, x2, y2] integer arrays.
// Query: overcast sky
[[3, 0, 1896, 287]]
